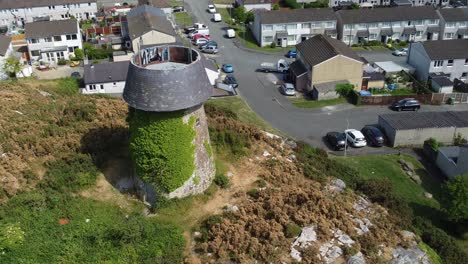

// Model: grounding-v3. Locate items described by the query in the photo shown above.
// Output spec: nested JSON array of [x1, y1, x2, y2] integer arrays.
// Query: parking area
[[356, 50, 407, 64], [33, 65, 83, 80]]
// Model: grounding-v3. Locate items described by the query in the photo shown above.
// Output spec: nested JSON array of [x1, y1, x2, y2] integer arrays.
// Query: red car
[[192, 34, 210, 41]]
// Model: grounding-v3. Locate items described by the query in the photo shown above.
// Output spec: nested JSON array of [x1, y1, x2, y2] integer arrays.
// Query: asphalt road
[[185, 0, 468, 154]]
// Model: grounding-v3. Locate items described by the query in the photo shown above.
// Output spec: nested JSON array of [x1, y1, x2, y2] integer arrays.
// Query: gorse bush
[[214, 174, 230, 188], [128, 108, 196, 193], [285, 223, 302, 238]]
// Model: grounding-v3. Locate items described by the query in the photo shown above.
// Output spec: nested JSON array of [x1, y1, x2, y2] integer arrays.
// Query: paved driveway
[[356, 50, 407, 64], [185, 0, 468, 154]]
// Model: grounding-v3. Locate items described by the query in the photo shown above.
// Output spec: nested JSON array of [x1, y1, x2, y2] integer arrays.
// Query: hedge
[[128, 108, 196, 193]]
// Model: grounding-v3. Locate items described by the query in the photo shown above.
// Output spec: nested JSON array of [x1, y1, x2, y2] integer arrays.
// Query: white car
[[281, 83, 296, 96], [208, 4, 216, 13], [392, 48, 408, 56], [345, 129, 367, 148]]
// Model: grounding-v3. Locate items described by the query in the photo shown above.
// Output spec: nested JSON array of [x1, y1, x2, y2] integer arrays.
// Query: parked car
[[193, 38, 209, 46], [222, 63, 234, 73], [199, 40, 217, 49], [224, 74, 238, 88], [326, 132, 347, 150], [286, 50, 297, 58], [213, 13, 221, 22], [392, 48, 408, 56], [391, 98, 421, 111], [208, 4, 216, 13], [193, 34, 210, 41], [172, 6, 184, 12], [70, 72, 81, 78], [201, 45, 218, 54], [361, 126, 385, 147], [188, 29, 210, 38], [345, 129, 367, 148], [281, 83, 296, 96]]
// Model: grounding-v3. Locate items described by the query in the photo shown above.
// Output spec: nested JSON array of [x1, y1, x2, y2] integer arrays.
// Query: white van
[[189, 29, 210, 38], [226, 28, 235, 38], [213, 13, 221, 22]]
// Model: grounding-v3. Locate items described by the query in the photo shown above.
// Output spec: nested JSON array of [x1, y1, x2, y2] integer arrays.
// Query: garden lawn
[[206, 97, 280, 135], [291, 97, 347, 109], [333, 154, 441, 212], [174, 12, 192, 27]]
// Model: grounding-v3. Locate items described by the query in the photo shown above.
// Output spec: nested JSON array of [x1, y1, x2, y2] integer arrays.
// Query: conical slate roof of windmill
[[123, 45, 213, 112]]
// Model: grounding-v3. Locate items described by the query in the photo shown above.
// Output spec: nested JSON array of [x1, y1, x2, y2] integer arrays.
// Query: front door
[[361, 78, 369, 91], [281, 38, 287, 48], [409, 34, 415, 41], [427, 32, 432, 41], [381, 35, 387, 43]]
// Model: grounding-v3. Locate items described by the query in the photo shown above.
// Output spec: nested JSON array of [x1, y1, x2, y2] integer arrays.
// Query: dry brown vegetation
[[0, 79, 128, 202]]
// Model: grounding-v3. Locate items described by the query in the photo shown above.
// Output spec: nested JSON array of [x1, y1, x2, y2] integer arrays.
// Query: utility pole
[[344, 119, 349, 157]]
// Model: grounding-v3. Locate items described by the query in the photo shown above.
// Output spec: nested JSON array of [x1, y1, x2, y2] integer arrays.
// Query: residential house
[[83, 61, 129, 95], [407, 39, 468, 84], [379, 111, 468, 147], [337, 6, 440, 45], [291, 34, 363, 97], [25, 19, 82, 63], [138, 0, 172, 15], [437, 8, 468, 40], [436, 145, 468, 179], [0, 35, 13, 79], [330, 0, 391, 7], [0, 0, 97, 30], [123, 5, 176, 52], [252, 8, 337, 47], [235, 0, 272, 12]]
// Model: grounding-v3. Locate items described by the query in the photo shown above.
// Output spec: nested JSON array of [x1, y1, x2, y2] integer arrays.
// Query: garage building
[[379, 111, 468, 147]]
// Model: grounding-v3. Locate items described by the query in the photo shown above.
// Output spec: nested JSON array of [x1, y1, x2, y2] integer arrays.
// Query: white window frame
[[433, 60, 443, 68], [447, 59, 454, 67], [263, 25, 273, 31]]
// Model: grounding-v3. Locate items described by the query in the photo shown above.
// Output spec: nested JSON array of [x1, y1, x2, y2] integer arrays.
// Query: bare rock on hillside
[[391, 245, 430, 264], [348, 252, 366, 264]]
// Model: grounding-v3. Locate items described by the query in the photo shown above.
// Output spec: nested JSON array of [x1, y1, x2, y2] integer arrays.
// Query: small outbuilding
[[430, 73, 453, 94], [436, 145, 468, 179], [82, 61, 129, 95], [379, 111, 468, 147]]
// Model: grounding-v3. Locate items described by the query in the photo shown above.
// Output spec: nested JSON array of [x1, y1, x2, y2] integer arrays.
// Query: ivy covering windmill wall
[[128, 108, 196, 193]]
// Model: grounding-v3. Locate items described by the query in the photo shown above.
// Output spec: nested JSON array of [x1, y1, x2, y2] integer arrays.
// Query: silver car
[[201, 45, 218, 54]]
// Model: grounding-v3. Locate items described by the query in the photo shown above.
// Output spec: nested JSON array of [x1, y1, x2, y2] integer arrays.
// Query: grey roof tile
[[421, 39, 468, 60], [25, 19, 78, 39], [438, 8, 468, 22], [0, 0, 95, 9], [259, 8, 336, 24], [337, 6, 439, 24], [380, 111, 468, 130], [127, 5, 175, 40], [84, 61, 129, 84], [296, 34, 362, 67]]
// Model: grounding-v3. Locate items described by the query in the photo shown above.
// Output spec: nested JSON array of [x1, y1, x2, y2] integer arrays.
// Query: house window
[[392, 22, 401, 27], [31, 50, 40, 56], [263, 25, 273, 31], [68, 47, 74, 52], [100, 85, 104, 89], [444, 33, 455, 39], [369, 33, 377, 40], [446, 22, 456, 28], [428, 19, 437, 25], [66, 35, 71, 40], [287, 24, 297, 30], [381, 22, 391, 28], [263, 36, 273, 43], [325, 22, 334, 28], [465, 59, 468, 65], [302, 23, 311, 29], [433, 60, 443, 67], [311, 22, 322, 28], [72, 34, 77, 40], [275, 24, 286, 30], [54, 36, 61, 41], [88, 3, 91, 6], [344, 24, 352, 30], [358, 23, 367, 29], [413, 20, 423, 26], [44, 37, 52, 42], [368, 23, 378, 28], [113, 82, 116, 86], [447, 59, 454, 67], [287, 35, 296, 41], [461, 72, 467, 80], [415, 31, 422, 37], [459, 22, 467, 28], [30, 38, 38, 44], [89, 85, 96, 90]]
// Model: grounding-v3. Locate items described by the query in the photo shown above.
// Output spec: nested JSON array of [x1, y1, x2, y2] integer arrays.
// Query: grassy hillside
[[0, 79, 185, 262]]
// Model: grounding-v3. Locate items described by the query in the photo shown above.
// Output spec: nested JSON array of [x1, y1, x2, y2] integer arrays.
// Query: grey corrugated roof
[[380, 111, 468, 130], [127, 5, 175, 40], [244, 0, 272, 4], [314, 80, 348, 93], [438, 8, 468, 22], [259, 8, 336, 24], [337, 6, 439, 24], [431, 76, 453, 87], [422, 39, 468, 60], [0, 0, 95, 9], [296, 34, 362, 67], [0, 35, 11, 56], [84, 61, 129, 84], [25, 19, 78, 39]]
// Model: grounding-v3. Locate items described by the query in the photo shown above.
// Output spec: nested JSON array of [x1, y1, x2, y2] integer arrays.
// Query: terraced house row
[[253, 6, 468, 47]]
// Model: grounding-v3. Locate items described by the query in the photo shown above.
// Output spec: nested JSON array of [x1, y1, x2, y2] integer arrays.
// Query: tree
[[246, 11, 254, 24], [335, 83, 355, 97], [284, 0, 302, 9], [272, 4, 280, 10], [2, 56, 21, 78], [350, 3, 360, 9], [232, 6, 247, 23], [442, 175, 468, 222], [73, 48, 84, 60]]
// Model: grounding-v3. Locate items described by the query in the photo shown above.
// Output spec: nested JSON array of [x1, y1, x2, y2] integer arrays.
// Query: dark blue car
[[286, 50, 297, 58]]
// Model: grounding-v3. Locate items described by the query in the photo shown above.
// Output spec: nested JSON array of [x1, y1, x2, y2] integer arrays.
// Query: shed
[[312, 80, 348, 100], [436, 145, 468, 179], [378, 111, 468, 147], [430, 74, 453, 94], [373, 61, 415, 77]]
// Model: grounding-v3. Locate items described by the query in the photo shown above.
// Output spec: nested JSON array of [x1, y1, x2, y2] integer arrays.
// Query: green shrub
[[284, 0, 302, 9], [73, 48, 84, 60], [54, 77, 81, 95], [40, 153, 98, 193], [285, 223, 302, 238], [335, 83, 355, 97], [247, 188, 259, 199], [57, 59, 67, 65], [424, 138, 439, 152], [453, 133, 467, 146], [272, 4, 280, 10], [256, 179, 267, 188], [209, 128, 251, 158], [214, 174, 230, 188], [270, 42, 276, 48], [128, 109, 196, 193]]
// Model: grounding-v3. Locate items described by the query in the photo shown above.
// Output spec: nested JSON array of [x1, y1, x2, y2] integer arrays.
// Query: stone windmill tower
[[123, 45, 215, 204]]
